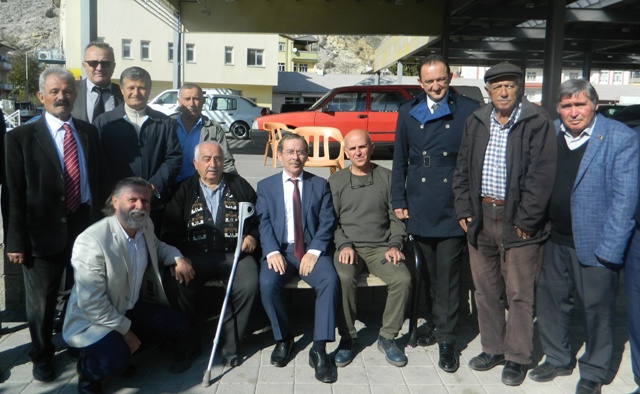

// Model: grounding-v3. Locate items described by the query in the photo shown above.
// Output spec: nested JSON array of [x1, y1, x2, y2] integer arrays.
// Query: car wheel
[[230, 121, 250, 139]]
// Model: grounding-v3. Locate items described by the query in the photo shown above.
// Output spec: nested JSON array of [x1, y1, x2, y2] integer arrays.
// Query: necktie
[[289, 178, 304, 260], [62, 124, 81, 213], [432, 103, 440, 113], [92, 85, 106, 122]]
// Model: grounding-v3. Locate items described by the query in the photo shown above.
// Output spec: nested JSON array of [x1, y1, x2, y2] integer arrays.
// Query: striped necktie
[[62, 123, 81, 213]]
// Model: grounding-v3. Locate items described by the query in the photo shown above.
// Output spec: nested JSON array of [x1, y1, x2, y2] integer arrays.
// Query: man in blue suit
[[256, 133, 339, 384], [529, 79, 639, 394]]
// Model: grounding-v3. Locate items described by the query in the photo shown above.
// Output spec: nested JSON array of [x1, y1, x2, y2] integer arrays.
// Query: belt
[[408, 155, 457, 168], [482, 196, 505, 206]]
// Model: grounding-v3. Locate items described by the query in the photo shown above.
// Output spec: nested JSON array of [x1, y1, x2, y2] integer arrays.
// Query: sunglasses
[[84, 60, 112, 68]]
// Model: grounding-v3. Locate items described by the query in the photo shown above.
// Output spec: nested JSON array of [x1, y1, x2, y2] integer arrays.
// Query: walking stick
[[202, 202, 255, 386]]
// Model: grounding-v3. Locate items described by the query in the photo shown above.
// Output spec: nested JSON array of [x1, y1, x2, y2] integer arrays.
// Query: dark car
[[609, 104, 640, 128]]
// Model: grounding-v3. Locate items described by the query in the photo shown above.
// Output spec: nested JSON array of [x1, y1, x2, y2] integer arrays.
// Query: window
[[298, 63, 308, 72], [278, 42, 286, 51], [525, 71, 536, 82], [141, 40, 150, 60], [370, 92, 403, 112], [122, 39, 132, 59], [210, 97, 237, 111], [569, 72, 580, 79], [600, 71, 609, 83], [225, 47, 234, 65], [613, 71, 623, 83], [278, 63, 285, 72], [186, 44, 195, 62], [168, 43, 173, 62], [247, 49, 264, 66], [326, 92, 367, 112]]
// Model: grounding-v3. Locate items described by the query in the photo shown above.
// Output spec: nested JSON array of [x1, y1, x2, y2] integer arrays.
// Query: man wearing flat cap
[[452, 62, 557, 386]]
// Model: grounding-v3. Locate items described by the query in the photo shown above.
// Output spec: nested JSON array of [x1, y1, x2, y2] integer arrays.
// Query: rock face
[[0, 0, 60, 51], [317, 35, 386, 74]]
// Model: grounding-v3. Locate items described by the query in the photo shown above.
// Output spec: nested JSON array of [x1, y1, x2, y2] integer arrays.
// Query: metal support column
[[541, 1, 565, 116], [440, 0, 450, 58], [79, 0, 98, 78], [582, 42, 592, 80]]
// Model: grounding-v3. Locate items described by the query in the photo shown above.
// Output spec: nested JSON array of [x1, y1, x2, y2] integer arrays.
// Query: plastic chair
[[263, 122, 289, 168], [292, 126, 345, 174]]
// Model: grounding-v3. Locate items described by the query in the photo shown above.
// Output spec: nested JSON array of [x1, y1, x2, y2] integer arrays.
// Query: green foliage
[[388, 63, 420, 77], [8, 51, 41, 101]]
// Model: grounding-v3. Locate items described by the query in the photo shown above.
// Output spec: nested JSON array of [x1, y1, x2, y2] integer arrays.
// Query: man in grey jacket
[[452, 62, 556, 386], [172, 83, 238, 183]]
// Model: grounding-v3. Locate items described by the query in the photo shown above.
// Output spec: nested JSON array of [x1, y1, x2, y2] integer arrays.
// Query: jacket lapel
[[33, 117, 63, 174], [301, 171, 312, 231], [573, 118, 606, 190]]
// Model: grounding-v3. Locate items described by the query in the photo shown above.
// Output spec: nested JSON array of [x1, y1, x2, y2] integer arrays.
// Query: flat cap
[[484, 62, 523, 83]]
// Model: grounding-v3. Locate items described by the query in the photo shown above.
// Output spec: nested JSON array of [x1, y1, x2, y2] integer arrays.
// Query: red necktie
[[289, 178, 304, 260], [62, 123, 81, 213]]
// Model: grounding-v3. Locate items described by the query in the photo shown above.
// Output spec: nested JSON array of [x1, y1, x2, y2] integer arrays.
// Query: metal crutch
[[202, 202, 255, 386]]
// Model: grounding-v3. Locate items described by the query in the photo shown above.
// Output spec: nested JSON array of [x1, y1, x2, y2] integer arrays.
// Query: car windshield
[[308, 90, 335, 111]]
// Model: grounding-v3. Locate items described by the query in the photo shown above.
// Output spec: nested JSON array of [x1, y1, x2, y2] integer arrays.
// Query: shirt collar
[[491, 102, 522, 129], [116, 219, 145, 242], [199, 179, 225, 197], [176, 114, 203, 130], [426, 92, 448, 110], [281, 171, 303, 183], [86, 79, 110, 93], [44, 112, 75, 132]]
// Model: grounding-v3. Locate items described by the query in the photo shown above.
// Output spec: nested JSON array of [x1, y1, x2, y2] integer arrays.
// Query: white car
[[149, 89, 271, 139]]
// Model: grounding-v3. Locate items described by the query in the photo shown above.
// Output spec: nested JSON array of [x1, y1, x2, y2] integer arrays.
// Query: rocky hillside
[[0, 0, 60, 51], [0, 1, 381, 74]]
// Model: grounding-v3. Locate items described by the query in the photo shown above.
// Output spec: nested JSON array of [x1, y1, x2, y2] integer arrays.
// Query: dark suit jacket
[[4, 115, 108, 257], [71, 80, 123, 123], [256, 171, 336, 258], [94, 104, 182, 208]]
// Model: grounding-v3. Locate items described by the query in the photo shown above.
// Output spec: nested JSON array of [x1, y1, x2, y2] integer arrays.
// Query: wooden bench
[[204, 271, 387, 289]]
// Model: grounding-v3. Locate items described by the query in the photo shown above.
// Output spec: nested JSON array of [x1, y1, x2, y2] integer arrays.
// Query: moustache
[[53, 100, 71, 108]]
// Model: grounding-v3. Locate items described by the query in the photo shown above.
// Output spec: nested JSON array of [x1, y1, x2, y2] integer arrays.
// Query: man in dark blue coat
[[391, 54, 480, 373]]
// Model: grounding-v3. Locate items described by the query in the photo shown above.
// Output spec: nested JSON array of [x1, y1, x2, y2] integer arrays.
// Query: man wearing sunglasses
[[329, 129, 411, 368], [71, 41, 123, 123]]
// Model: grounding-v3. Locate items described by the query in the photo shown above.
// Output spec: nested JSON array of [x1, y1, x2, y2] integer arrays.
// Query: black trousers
[[23, 204, 91, 363], [74, 301, 190, 383], [414, 236, 465, 344], [165, 250, 259, 356]]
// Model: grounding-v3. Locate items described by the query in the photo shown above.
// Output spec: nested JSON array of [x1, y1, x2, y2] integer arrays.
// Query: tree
[[8, 51, 41, 102], [388, 63, 420, 77]]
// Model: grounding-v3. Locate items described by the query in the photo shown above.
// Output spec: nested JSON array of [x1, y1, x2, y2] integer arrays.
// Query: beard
[[118, 208, 147, 230]]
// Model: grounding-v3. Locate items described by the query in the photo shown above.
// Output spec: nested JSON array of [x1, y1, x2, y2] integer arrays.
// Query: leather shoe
[[416, 332, 437, 347], [334, 339, 356, 367], [309, 349, 336, 383], [438, 342, 458, 373], [576, 378, 602, 394], [222, 353, 241, 367], [270, 338, 294, 367], [78, 373, 103, 394], [377, 336, 408, 367], [53, 310, 65, 333], [170, 348, 200, 374], [468, 352, 506, 371], [32, 360, 55, 382], [529, 361, 572, 382], [501, 361, 527, 386]]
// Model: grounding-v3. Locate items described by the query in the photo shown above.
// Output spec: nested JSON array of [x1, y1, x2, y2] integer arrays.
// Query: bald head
[[344, 129, 374, 172]]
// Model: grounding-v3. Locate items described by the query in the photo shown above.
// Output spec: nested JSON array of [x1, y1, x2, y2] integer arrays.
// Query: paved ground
[[1, 138, 638, 393]]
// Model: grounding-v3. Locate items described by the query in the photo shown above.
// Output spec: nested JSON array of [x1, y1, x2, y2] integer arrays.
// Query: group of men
[[3, 40, 640, 394]]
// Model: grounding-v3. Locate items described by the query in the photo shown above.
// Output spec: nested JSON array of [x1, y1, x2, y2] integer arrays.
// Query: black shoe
[[270, 337, 294, 367], [576, 378, 602, 394], [416, 332, 437, 347], [377, 336, 408, 367], [170, 348, 200, 374], [334, 339, 356, 367], [438, 343, 459, 373], [501, 361, 527, 386], [32, 360, 55, 382], [78, 374, 103, 394], [222, 353, 241, 367], [122, 364, 137, 378], [308, 349, 336, 383], [53, 310, 65, 333], [529, 361, 572, 382], [67, 347, 80, 361], [468, 352, 506, 371]]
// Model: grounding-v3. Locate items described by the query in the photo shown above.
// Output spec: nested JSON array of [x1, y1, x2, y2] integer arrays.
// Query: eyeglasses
[[84, 60, 112, 69], [283, 149, 308, 158], [350, 169, 374, 189], [420, 77, 448, 87]]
